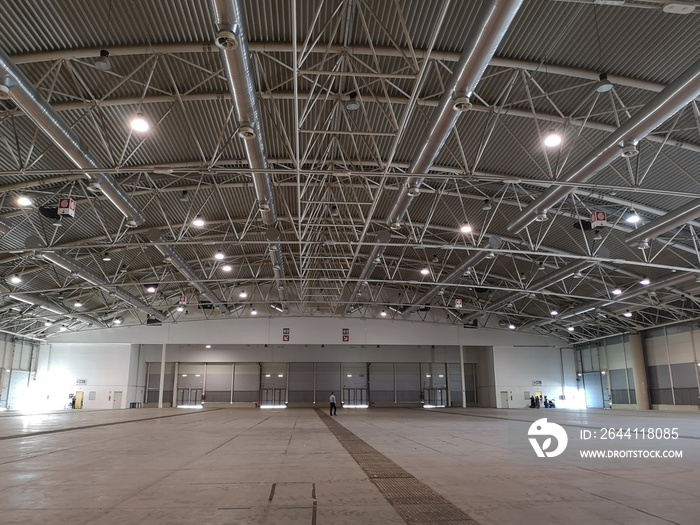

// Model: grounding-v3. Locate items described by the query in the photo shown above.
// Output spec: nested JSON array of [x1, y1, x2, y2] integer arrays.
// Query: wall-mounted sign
[[590, 211, 607, 228], [342, 328, 349, 342], [76, 379, 87, 385], [532, 380, 542, 386], [283, 327, 290, 342], [58, 198, 76, 217]]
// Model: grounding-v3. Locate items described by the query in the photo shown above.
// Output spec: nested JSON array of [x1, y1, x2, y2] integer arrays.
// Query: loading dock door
[[583, 372, 604, 408]]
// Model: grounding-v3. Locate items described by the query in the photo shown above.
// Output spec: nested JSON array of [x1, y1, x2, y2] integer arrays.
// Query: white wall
[[51, 316, 559, 348], [492, 346, 579, 409], [33, 343, 133, 410]]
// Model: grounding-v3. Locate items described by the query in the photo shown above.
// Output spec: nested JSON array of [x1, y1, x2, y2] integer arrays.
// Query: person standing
[[329, 392, 337, 416]]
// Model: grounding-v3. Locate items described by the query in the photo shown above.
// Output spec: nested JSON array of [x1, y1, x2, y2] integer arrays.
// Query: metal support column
[[158, 343, 166, 408], [172, 362, 179, 407], [460, 344, 467, 408], [628, 334, 650, 410]]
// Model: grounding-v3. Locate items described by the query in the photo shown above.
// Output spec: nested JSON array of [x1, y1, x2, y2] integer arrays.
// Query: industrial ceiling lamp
[[640, 276, 651, 286], [482, 199, 492, 211], [192, 215, 205, 227], [593, 229, 603, 241], [381, 309, 387, 317], [346, 92, 360, 111], [623, 310, 632, 318], [145, 284, 157, 293], [102, 252, 112, 262], [130, 112, 150, 133], [214, 251, 225, 260], [16, 195, 32, 207], [95, 49, 112, 71], [626, 210, 641, 224], [543, 129, 562, 148], [9, 274, 21, 284], [596, 72, 614, 93], [460, 224, 472, 233]]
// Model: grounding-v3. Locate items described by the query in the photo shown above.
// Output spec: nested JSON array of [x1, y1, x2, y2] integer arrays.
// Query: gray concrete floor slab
[[0, 407, 698, 524]]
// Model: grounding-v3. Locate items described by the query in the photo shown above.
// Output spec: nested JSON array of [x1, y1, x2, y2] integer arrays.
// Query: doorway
[[261, 388, 285, 406], [112, 391, 122, 409], [423, 388, 447, 407], [177, 388, 203, 406], [499, 390, 510, 408], [74, 391, 84, 409]]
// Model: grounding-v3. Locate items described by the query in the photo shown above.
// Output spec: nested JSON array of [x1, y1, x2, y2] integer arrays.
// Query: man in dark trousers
[[329, 392, 337, 416]]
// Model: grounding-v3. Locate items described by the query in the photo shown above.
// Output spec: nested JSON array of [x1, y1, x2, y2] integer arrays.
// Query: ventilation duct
[[508, 57, 700, 234], [0, 50, 145, 227], [208, 0, 287, 303], [402, 236, 504, 316], [344, 230, 392, 314], [524, 273, 694, 330], [460, 259, 592, 324], [146, 230, 230, 316], [40, 252, 166, 322], [385, 0, 523, 229], [7, 292, 104, 327], [625, 198, 700, 246]]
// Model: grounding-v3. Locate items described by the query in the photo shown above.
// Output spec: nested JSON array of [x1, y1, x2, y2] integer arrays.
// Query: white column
[[628, 334, 650, 410], [158, 343, 166, 408], [172, 362, 179, 407], [460, 344, 467, 408]]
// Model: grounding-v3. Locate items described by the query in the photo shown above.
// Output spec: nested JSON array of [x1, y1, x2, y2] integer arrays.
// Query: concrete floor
[[0, 407, 698, 524]]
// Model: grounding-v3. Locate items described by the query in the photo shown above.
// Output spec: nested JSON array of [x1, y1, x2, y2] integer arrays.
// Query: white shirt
[[330, 394, 336, 403]]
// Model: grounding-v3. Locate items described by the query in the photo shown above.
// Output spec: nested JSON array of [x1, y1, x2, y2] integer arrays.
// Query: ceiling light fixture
[[9, 274, 21, 284], [567, 326, 575, 332], [381, 309, 387, 317], [623, 310, 632, 318], [192, 215, 205, 227], [626, 211, 641, 224], [640, 276, 651, 286], [59, 325, 68, 331], [222, 264, 232, 272], [251, 308, 257, 315], [346, 92, 360, 111], [593, 230, 603, 241], [44, 321, 53, 327], [205, 344, 211, 348], [543, 130, 562, 148], [214, 251, 225, 260], [102, 252, 112, 262], [130, 113, 150, 133], [596, 72, 614, 93], [146, 285, 157, 293], [482, 199, 492, 211], [460, 224, 472, 233], [611, 288, 622, 296], [550, 309, 558, 316], [95, 49, 112, 71], [508, 323, 516, 330], [16, 195, 32, 207], [538, 262, 546, 271], [239, 290, 248, 298], [74, 300, 83, 307], [113, 316, 123, 325], [176, 305, 184, 312], [420, 268, 430, 275]]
